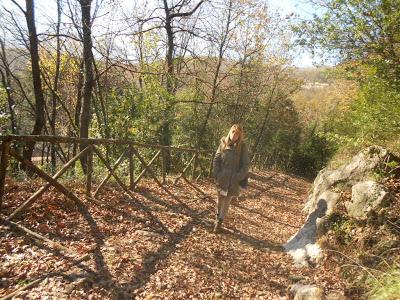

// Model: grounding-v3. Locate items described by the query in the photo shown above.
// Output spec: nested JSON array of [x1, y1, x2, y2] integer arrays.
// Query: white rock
[[290, 284, 324, 300], [321, 191, 341, 215], [305, 146, 388, 214], [288, 248, 309, 267], [286, 146, 392, 266], [326, 292, 346, 300], [346, 181, 388, 218], [284, 199, 327, 253], [305, 243, 323, 263]]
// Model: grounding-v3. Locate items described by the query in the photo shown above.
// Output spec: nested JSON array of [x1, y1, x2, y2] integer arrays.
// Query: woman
[[212, 124, 250, 233]]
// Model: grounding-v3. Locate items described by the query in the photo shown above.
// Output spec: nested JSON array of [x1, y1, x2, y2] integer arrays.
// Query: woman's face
[[229, 127, 240, 143]]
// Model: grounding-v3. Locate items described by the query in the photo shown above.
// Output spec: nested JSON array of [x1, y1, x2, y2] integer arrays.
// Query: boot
[[213, 219, 223, 233]]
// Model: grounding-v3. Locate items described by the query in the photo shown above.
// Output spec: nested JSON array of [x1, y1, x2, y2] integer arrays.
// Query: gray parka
[[213, 138, 250, 197]]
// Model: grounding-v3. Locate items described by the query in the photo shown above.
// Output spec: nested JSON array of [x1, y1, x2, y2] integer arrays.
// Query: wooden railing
[[0, 135, 215, 217], [0, 134, 216, 298]]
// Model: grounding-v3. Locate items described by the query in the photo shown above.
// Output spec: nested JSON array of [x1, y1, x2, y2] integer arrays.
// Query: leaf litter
[[0, 170, 346, 299]]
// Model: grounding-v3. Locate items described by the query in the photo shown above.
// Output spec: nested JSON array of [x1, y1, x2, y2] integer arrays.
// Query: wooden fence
[[0, 135, 215, 299], [0, 135, 215, 217]]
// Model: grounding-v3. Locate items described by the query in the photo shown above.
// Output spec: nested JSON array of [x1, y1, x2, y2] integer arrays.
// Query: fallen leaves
[[1, 171, 347, 299]]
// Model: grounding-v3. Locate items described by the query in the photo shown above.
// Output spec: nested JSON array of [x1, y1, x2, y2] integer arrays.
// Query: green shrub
[[290, 126, 336, 178], [323, 76, 400, 156]]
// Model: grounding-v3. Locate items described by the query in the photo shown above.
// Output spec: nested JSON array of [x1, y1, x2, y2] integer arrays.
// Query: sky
[[2, 0, 320, 68], [268, 0, 319, 67], [269, 0, 316, 17]]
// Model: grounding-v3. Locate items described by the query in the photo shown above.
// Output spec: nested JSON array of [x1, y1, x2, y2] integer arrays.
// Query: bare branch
[[37, 33, 82, 42], [10, 0, 26, 15], [170, 0, 205, 18]]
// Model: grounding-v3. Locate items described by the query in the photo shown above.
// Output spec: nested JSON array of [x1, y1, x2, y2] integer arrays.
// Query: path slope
[[0, 171, 345, 299]]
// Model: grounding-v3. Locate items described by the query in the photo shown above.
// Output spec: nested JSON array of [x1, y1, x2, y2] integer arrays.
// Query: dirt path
[[0, 171, 346, 299]]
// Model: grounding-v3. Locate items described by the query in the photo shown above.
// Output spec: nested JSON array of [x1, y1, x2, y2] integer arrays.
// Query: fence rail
[[0, 135, 212, 153], [0, 135, 215, 215], [0, 134, 216, 299]]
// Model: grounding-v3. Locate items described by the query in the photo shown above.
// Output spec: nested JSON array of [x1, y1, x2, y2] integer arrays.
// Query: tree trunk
[[251, 86, 276, 161], [79, 0, 94, 171], [160, 0, 205, 172], [23, 0, 46, 164], [0, 39, 18, 134], [70, 60, 84, 175], [165, 17, 175, 95], [92, 59, 110, 138], [51, 0, 62, 172], [162, 3, 175, 172]]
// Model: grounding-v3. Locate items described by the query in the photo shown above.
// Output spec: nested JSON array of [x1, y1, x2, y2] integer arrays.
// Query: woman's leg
[[217, 193, 225, 219], [219, 195, 232, 220], [215, 193, 227, 232], [214, 194, 232, 233]]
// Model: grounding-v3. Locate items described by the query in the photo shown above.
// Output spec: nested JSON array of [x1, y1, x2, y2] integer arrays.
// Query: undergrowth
[[320, 175, 400, 299]]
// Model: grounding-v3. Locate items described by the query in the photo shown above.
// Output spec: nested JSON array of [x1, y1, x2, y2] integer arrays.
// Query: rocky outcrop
[[304, 146, 390, 214], [290, 283, 346, 300], [285, 146, 398, 267], [346, 181, 389, 218], [284, 200, 327, 266]]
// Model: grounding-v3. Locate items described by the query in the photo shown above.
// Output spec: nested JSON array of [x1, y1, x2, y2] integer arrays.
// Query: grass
[[368, 268, 400, 300]]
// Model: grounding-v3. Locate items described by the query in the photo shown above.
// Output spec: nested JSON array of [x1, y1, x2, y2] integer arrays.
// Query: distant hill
[[294, 66, 333, 84]]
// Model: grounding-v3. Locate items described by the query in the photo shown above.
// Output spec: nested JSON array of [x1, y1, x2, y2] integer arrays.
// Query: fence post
[[208, 152, 215, 179], [129, 145, 135, 190], [161, 148, 166, 184], [70, 142, 78, 176], [191, 151, 198, 180], [85, 145, 93, 198], [0, 139, 11, 209]]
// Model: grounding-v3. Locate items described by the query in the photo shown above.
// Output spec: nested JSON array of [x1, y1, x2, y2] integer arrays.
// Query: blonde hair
[[221, 124, 244, 153]]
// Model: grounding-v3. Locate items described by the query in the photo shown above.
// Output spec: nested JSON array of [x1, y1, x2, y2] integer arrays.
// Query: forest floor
[[0, 170, 347, 299]]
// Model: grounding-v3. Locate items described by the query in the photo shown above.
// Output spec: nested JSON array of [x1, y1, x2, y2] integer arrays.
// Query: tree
[[296, 0, 400, 86], [10, 0, 46, 163], [295, 0, 400, 155], [196, 0, 234, 148], [0, 0, 309, 176], [160, 0, 205, 171], [78, 0, 94, 169], [0, 38, 18, 134]]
